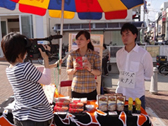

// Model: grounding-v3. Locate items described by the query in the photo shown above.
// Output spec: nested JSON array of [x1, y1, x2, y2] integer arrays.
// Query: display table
[[0, 97, 152, 126], [0, 96, 14, 126], [54, 100, 152, 126]]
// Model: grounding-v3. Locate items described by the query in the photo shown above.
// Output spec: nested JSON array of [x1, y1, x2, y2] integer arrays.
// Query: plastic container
[[135, 98, 141, 114], [85, 105, 94, 111], [128, 97, 133, 114]]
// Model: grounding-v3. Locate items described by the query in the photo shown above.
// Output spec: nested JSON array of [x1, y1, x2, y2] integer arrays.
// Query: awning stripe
[[0, 0, 16, 10]]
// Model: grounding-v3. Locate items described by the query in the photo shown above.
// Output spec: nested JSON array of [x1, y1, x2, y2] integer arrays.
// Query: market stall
[[0, 96, 152, 126]]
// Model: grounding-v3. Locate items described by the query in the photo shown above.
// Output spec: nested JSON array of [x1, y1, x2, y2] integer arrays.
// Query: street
[[0, 60, 168, 125]]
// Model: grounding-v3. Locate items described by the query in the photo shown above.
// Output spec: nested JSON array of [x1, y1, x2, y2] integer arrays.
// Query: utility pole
[[143, 0, 149, 43], [143, 1, 145, 22], [142, 1, 146, 43]]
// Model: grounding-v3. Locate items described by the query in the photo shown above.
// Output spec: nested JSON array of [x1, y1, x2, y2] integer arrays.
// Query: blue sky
[[146, 0, 168, 21]]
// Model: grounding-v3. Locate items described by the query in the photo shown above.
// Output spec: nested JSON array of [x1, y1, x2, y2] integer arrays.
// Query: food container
[[116, 95, 125, 111], [76, 57, 83, 70], [128, 97, 133, 114], [82, 56, 87, 62], [69, 108, 84, 113], [82, 56, 87, 68], [69, 102, 84, 108], [108, 95, 117, 111], [71, 98, 87, 104], [97, 95, 108, 111], [85, 105, 94, 111], [135, 98, 141, 114], [54, 97, 70, 112], [54, 106, 69, 112], [55, 97, 70, 104], [55, 102, 69, 107]]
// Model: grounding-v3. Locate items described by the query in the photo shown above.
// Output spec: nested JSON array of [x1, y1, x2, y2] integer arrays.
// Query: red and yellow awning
[[0, 0, 144, 20]]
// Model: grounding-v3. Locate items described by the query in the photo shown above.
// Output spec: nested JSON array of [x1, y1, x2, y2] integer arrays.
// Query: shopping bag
[[108, 64, 111, 71], [43, 84, 56, 104]]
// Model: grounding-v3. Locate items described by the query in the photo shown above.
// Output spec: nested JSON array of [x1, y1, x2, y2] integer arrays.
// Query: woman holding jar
[[67, 31, 101, 100]]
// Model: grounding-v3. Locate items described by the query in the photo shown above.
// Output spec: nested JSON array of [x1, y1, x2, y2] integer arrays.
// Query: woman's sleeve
[[23, 62, 42, 82], [94, 54, 101, 71], [67, 54, 73, 69], [36, 66, 44, 72], [24, 62, 51, 85], [38, 68, 51, 85]]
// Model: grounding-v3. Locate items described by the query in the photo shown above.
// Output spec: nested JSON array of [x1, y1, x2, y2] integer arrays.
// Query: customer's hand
[[44, 44, 51, 51], [73, 59, 79, 72], [58, 59, 63, 64], [39, 45, 49, 68], [83, 60, 91, 72], [55, 59, 62, 66], [39, 45, 48, 60]]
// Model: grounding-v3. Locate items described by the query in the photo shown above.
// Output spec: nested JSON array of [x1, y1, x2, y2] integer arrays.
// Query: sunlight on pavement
[[146, 107, 166, 126]]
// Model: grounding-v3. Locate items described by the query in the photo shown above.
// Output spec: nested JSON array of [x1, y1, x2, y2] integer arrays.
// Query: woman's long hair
[[76, 30, 94, 51]]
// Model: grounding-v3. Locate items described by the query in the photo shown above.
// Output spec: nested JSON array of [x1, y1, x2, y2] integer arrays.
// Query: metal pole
[[143, 2, 145, 43], [59, 0, 64, 83], [0, 17, 3, 57]]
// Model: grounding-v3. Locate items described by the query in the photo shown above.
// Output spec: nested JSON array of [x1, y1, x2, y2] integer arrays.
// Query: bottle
[[128, 97, 133, 114], [135, 98, 141, 114]]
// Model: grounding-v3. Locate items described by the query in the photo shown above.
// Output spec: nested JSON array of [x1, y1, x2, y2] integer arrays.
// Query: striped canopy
[[0, 0, 143, 20]]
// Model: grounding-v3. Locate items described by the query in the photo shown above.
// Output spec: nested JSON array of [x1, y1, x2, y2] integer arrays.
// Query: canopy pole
[[59, 0, 65, 83]]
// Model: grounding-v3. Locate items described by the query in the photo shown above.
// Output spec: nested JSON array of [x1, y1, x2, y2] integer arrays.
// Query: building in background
[[0, 4, 146, 58]]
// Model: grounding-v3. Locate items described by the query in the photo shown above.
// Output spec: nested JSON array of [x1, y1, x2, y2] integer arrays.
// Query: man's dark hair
[[120, 23, 138, 41], [1, 32, 28, 63]]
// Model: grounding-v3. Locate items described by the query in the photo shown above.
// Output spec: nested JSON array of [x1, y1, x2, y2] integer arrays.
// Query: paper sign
[[119, 71, 136, 88]]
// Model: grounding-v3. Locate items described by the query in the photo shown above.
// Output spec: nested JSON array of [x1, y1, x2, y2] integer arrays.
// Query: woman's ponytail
[[88, 41, 94, 51]]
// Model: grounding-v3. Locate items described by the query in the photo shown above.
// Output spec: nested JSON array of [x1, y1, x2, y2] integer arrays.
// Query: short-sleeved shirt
[[115, 44, 153, 100], [6, 62, 53, 122], [67, 49, 101, 93]]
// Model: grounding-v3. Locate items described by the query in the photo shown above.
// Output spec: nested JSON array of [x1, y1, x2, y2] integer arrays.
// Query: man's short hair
[[120, 23, 138, 41], [1, 32, 28, 63]]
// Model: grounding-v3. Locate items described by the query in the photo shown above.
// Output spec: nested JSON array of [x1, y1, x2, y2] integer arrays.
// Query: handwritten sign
[[119, 71, 136, 88]]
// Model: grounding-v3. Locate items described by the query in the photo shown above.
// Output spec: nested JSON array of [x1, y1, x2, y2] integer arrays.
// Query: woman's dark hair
[[120, 23, 138, 41], [76, 30, 94, 51], [103, 44, 107, 49], [1, 32, 28, 63]]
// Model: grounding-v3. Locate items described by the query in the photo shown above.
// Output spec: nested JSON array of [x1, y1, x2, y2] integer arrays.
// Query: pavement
[[102, 73, 168, 126], [0, 60, 168, 126]]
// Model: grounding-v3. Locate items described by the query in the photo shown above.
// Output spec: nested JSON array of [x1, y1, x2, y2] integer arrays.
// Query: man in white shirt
[[115, 23, 153, 110]]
